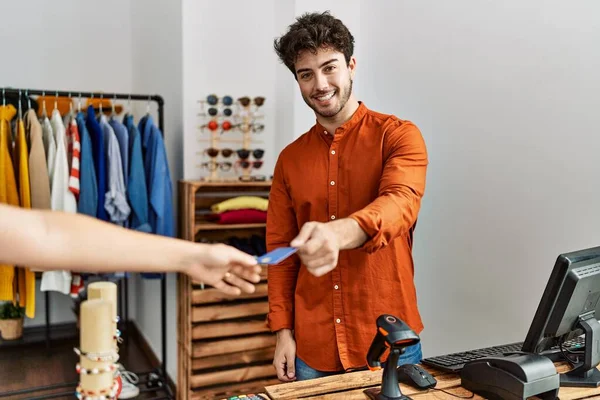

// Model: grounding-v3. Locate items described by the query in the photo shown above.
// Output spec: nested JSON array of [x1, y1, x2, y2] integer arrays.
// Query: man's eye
[[325, 66, 335, 72], [301, 73, 311, 79]]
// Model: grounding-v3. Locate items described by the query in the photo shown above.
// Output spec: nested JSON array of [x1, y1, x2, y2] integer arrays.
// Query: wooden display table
[[259, 362, 600, 399]]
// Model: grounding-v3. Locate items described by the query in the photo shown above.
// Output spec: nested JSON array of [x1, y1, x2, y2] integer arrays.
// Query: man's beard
[[304, 78, 353, 118]]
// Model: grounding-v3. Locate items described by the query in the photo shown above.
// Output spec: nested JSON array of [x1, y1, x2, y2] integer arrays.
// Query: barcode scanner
[[364, 315, 421, 400]]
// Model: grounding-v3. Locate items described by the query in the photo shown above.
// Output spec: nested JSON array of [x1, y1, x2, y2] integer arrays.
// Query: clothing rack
[[0, 88, 172, 400]]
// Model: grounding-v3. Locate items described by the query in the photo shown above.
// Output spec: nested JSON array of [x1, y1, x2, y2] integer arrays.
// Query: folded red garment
[[208, 208, 267, 224]]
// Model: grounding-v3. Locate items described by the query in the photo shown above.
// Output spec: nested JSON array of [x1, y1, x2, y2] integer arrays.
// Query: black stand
[[364, 348, 411, 400], [0, 87, 172, 400], [561, 315, 600, 387]]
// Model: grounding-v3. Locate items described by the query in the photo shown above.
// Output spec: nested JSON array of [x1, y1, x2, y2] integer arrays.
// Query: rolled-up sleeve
[[349, 122, 428, 253], [266, 156, 300, 332]]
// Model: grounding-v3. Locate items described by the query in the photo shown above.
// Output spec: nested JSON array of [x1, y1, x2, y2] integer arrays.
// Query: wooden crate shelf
[[178, 180, 275, 400]]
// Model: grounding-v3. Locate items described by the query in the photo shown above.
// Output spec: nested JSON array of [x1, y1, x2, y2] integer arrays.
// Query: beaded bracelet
[[73, 347, 120, 362], [76, 363, 117, 375], [75, 379, 119, 400]]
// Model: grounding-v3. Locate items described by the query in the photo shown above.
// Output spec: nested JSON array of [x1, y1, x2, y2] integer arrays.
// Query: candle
[[88, 282, 118, 349], [79, 299, 114, 394]]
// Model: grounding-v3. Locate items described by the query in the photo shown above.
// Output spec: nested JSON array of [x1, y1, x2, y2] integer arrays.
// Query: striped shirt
[[66, 117, 81, 198]]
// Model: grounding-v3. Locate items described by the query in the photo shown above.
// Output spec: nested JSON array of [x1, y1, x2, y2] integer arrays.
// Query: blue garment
[[100, 115, 130, 226], [139, 115, 174, 237], [123, 114, 150, 233], [85, 106, 108, 221], [294, 343, 423, 381], [76, 112, 98, 217], [109, 118, 129, 186]]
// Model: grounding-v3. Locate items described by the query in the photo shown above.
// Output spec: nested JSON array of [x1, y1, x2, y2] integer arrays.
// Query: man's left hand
[[290, 221, 340, 277]]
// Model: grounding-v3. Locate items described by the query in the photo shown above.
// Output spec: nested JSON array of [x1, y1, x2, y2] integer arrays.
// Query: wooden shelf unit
[[177, 180, 278, 400]]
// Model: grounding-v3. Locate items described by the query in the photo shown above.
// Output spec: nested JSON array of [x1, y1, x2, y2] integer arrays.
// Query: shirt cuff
[[348, 211, 381, 254], [267, 310, 294, 332]]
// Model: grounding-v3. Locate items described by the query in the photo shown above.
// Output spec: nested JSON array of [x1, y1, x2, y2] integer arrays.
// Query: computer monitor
[[522, 245, 600, 387]]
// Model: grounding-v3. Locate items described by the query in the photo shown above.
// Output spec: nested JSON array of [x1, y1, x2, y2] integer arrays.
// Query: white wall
[[355, 0, 600, 356], [182, 0, 288, 180], [130, 0, 183, 381], [0, 0, 133, 328]]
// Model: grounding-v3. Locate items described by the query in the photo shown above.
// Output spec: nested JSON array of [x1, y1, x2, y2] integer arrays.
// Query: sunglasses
[[200, 120, 233, 132], [205, 148, 234, 158], [201, 161, 233, 171], [236, 160, 263, 169], [206, 107, 233, 117], [206, 94, 234, 106], [236, 148, 264, 160], [238, 96, 266, 107]]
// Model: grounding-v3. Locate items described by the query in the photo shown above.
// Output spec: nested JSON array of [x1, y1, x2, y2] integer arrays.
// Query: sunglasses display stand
[[197, 94, 265, 182]]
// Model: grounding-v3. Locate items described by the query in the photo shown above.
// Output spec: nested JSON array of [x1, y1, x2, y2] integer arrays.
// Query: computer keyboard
[[421, 336, 585, 373]]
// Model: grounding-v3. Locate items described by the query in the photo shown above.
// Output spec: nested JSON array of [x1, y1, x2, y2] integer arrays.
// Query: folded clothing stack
[[208, 196, 268, 224]]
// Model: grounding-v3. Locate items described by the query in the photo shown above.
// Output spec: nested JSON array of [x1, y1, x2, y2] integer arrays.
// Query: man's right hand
[[273, 329, 297, 382]]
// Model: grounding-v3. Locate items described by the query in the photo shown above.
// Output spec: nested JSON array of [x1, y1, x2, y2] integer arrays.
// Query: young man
[[267, 11, 428, 381], [0, 203, 261, 296]]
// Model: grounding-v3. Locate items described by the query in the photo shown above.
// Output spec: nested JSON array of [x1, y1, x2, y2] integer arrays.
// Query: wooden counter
[[262, 362, 600, 399]]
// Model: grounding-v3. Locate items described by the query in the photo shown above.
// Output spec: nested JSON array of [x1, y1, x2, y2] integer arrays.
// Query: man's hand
[[182, 243, 261, 296], [290, 221, 340, 277], [273, 329, 297, 382], [290, 218, 368, 277]]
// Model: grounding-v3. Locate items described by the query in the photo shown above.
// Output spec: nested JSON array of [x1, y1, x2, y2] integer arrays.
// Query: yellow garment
[[210, 196, 269, 213], [0, 106, 19, 301], [15, 118, 35, 317]]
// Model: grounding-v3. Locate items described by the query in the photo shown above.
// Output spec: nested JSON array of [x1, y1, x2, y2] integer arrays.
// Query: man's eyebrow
[[296, 58, 339, 75]]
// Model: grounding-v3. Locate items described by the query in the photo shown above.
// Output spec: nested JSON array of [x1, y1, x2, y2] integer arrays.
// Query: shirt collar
[[315, 101, 367, 137]]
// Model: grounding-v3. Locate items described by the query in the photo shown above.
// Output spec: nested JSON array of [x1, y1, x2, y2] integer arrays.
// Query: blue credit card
[[256, 247, 298, 265]]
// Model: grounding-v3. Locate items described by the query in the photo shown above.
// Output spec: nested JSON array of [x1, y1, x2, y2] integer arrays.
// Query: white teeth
[[315, 92, 335, 101]]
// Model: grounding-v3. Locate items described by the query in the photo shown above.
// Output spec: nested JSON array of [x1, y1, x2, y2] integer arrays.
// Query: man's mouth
[[313, 91, 336, 103]]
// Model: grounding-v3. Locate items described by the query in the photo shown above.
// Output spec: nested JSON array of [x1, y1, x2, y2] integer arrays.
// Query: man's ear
[[348, 57, 357, 79]]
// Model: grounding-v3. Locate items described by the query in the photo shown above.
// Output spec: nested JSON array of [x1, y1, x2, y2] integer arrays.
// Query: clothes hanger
[[41, 91, 47, 119], [18, 90, 23, 121], [111, 93, 116, 119]]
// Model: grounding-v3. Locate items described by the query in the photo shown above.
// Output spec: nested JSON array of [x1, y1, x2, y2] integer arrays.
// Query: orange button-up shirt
[[266, 103, 428, 372]]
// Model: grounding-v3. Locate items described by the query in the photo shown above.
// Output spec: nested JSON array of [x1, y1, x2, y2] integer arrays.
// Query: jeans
[[295, 342, 423, 381]]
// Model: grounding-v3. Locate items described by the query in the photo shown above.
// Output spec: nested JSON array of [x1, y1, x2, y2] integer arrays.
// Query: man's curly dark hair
[[274, 11, 355, 77]]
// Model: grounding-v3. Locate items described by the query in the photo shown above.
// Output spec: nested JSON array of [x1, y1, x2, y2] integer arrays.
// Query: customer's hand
[[291, 221, 340, 277], [182, 243, 261, 295], [273, 329, 297, 382]]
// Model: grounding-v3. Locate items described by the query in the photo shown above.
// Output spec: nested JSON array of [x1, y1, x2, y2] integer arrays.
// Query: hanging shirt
[[76, 112, 98, 217], [25, 109, 51, 210], [41, 116, 56, 184], [65, 116, 81, 199], [100, 115, 130, 225], [124, 114, 150, 232], [0, 105, 19, 302], [109, 118, 129, 184], [42, 109, 75, 296], [266, 103, 428, 372], [109, 117, 130, 227], [49, 109, 77, 213], [15, 117, 35, 318], [85, 106, 107, 221], [139, 115, 174, 237]]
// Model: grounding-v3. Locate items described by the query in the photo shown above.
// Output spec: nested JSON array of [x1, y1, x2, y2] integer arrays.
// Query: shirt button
[[336, 318, 341, 323], [331, 150, 336, 155], [324, 130, 328, 135], [334, 285, 339, 290], [330, 215, 336, 220], [330, 181, 335, 186]]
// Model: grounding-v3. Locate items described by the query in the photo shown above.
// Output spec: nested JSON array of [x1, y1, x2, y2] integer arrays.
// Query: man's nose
[[314, 73, 329, 91]]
